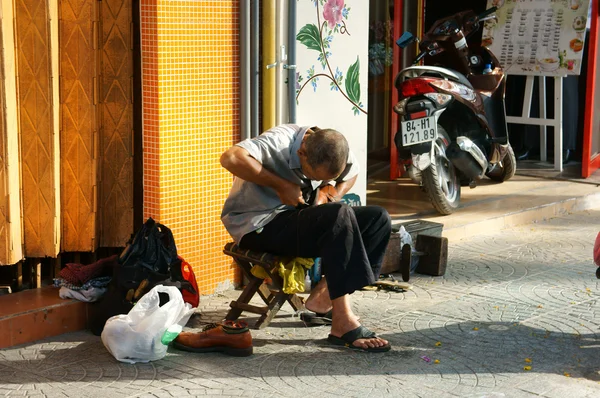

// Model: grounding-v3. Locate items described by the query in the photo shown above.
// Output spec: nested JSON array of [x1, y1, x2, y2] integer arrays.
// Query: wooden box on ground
[[381, 220, 445, 275]]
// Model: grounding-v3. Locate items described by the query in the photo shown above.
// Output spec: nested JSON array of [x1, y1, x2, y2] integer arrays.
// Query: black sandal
[[327, 325, 391, 353], [299, 309, 333, 325]]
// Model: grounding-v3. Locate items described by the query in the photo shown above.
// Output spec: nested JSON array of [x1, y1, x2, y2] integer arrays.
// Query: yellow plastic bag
[[278, 257, 314, 294], [250, 258, 314, 294], [250, 265, 269, 279]]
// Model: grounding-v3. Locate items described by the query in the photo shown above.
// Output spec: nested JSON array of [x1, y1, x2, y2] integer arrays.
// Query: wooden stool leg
[[257, 283, 273, 303], [226, 276, 264, 321], [226, 257, 271, 321], [255, 291, 288, 329], [287, 293, 305, 312], [224, 247, 310, 329]]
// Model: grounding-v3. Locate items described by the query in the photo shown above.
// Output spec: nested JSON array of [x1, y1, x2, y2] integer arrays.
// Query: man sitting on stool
[[220, 124, 392, 353]]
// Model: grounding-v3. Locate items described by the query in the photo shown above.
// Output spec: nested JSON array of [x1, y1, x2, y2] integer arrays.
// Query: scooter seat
[[398, 66, 473, 89]]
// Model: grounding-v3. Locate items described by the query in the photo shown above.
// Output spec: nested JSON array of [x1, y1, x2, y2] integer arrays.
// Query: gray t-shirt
[[221, 124, 359, 243]]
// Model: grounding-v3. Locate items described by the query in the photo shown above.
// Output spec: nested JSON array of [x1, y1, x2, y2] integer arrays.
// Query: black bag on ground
[[90, 218, 185, 336], [118, 217, 177, 274]]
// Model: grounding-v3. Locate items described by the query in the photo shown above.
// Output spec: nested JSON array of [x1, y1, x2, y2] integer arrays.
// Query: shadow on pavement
[[0, 320, 598, 384]]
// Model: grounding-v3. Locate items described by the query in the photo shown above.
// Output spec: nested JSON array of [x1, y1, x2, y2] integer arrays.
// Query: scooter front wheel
[[422, 127, 461, 215]]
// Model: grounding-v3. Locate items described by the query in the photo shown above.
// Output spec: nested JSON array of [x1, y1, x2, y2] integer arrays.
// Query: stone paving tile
[[0, 363, 70, 397], [1, 210, 600, 397], [0, 334, 108, 374]]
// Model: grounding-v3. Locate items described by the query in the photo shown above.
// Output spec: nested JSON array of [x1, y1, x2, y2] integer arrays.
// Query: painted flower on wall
[[330, 67, 343, 91], [296, 0, 366, 116], [323, 0, 344, 28]]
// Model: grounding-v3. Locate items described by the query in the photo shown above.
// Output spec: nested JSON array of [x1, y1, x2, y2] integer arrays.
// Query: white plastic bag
[[101, 285, 194, 364], [398, 225, 412, 250]]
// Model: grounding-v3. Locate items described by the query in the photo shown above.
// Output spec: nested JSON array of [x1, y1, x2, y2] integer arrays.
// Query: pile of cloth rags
[[251, 257, 314, 294], [54, 255, 118, 302]]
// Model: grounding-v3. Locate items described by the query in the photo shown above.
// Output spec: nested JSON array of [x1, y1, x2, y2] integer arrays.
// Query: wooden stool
[[223, 242, 305, 329]]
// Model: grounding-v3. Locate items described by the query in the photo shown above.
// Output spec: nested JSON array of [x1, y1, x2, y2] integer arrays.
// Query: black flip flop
[[300, 309, 333, 325], [327, 325, 391, 353]]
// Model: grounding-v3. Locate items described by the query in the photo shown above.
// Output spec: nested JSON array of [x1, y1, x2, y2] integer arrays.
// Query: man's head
[[297, 127, 349, 181]]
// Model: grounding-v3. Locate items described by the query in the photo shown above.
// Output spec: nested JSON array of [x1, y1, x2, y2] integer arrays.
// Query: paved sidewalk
[[1, 209, 600, 397]]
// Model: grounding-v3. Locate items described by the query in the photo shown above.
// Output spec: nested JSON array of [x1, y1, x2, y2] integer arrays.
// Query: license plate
[[401, 116, 437, 146]]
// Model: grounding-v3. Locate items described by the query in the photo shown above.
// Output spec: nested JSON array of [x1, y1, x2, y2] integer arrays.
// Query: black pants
[[239, 203, 392, 300]]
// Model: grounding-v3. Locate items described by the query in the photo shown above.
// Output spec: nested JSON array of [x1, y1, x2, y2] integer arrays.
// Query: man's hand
[[274, 180, 305, 207], [221, 146, 305, 206], [221, 146, 306, 207]]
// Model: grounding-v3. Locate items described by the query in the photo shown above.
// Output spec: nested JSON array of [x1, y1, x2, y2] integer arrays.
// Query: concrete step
[[368, 174, 600, 242], [427, 180, 600, 241], [0, 287, 88, 349]]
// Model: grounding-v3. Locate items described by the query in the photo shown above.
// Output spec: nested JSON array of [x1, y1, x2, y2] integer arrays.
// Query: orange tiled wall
[[141, 0, 240, 293]]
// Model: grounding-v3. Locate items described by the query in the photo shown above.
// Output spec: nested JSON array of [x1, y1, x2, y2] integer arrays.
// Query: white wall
[[295, 0, 369, 203]]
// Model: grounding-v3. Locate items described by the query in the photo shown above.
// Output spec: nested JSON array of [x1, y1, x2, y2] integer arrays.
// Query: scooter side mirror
[[396, 31, 417, 49]]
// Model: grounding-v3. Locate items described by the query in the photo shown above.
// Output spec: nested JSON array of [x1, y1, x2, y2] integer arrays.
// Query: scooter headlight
[[424, 93, 452, 106]]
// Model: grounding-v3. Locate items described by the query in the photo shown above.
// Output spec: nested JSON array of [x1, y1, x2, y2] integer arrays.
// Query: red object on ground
[[594, 232, 600, 267], [179, 256, 200, 307], [58, 255, 118, 286]]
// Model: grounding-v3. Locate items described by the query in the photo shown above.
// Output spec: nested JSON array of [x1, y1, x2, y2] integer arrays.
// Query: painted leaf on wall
[[345, 57, 361, 104], [297, 24, 322, 52], [295, 4, 366, 116]]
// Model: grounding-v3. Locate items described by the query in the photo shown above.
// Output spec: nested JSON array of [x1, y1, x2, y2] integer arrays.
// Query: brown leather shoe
[[172, 320, 253, 357]]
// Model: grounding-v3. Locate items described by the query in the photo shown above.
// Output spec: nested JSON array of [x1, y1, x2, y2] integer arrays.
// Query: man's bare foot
[[304, 278, 332, 314], [330, 313, 389, 350], [328, 294, 388, 350], [305, 279, 360, 322], [304, 281, 360, 322]]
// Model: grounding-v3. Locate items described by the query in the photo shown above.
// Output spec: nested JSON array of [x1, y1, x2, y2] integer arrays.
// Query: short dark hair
[[304, 127, 349, 177]]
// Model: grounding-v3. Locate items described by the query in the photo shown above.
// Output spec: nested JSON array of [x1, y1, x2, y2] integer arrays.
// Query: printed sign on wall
[[482, 0, 591, 76]]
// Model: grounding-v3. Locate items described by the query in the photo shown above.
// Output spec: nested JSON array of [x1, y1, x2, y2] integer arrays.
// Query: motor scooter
[[394, 6, 516, 215]]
